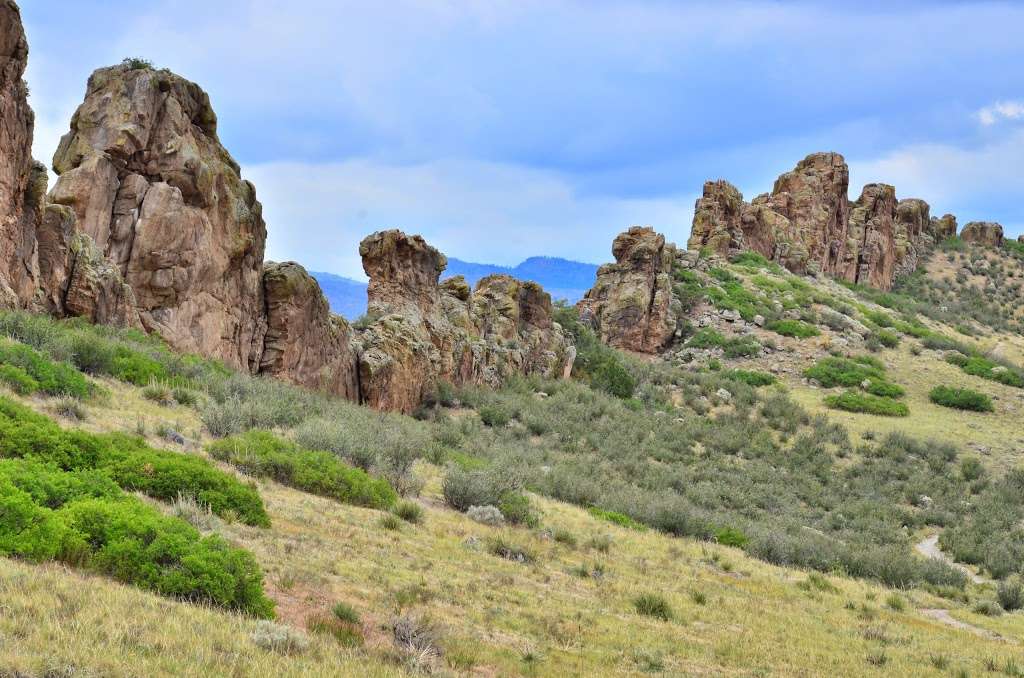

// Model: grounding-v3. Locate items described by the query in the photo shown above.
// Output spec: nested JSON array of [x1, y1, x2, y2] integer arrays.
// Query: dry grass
[[2, 331, 1024, 676]]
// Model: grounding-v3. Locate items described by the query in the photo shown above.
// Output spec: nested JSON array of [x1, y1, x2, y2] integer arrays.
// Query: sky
[[18, 0, 1024, 279]]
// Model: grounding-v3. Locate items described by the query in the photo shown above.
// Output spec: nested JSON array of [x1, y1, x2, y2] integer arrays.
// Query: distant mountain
[[311, 256, 597, 319], [308, 271, 371, 320]]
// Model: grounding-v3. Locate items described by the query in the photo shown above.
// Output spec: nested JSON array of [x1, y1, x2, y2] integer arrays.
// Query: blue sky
[[19, 0, 1024, 279]]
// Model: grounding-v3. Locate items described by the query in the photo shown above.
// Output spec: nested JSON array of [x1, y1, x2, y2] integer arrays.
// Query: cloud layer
[[19, 0, 1024, 276]]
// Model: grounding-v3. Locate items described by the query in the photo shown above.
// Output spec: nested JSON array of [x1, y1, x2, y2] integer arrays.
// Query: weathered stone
[[259, 262, 359, 399], [690, 152, 940, 290], [961, 222, 1004, 247], [577, 226, 680, 353], [50, 63, 267, 370], [357, 230, 574, 413], [929, 213, 957, 241], [0, 1, 44, 307], [62, 233, 141, 328]]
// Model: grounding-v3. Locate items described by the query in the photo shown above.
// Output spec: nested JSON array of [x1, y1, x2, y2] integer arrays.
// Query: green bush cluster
[[723, 369, 776, 387], [946, 353, 1024, 388], [685, 329, 761, 358], [804, 356, 905, 400], [588, 506, 647, 530], [0, 397, 268, 526], [552, 304, 637, 398], [929, 385, 993, 412], [941, 469, 1024, 578], [0, 458, 272, 617], [729, 251, 784, 274], [766, 319, 820, 339], [208, 430, 397, 510], [0, 341, 92, 398], [442, 464, 536, 525], [824, 391, 909, 417]]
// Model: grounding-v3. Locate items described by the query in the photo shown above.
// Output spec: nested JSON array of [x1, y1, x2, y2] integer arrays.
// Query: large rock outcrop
[[577, 226, 682, 353], [961, 222, 1004, 247], [259, 262, 359, 400], [929, 213, 957, 241], [0, 1, 45, 307], [357, 230, 575, 413], [49, 63, 268, 370], [689, 152, 935, 291]]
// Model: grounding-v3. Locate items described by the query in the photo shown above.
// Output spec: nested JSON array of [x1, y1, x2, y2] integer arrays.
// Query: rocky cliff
[[0, 4, 574, 414], [689, 152, 937, 291], [358, 230, 575, 413], [577, 226, 684, 353], [49, 63, 268, 370], [961, 222, 1004, 247], [0, 0, 46, 308]]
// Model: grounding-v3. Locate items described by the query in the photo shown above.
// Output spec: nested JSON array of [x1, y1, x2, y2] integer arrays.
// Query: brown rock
[[578, 226, 680, 353], [961, 222, 1004, 247], [0, 1, 43, 307], [357, 230, 574, 413], [50, 63, 267, 370], [929, 213, 957, 241], [259, 262, 358, 399], [846, 184, 898, 290], [62, 233, 141, 327]]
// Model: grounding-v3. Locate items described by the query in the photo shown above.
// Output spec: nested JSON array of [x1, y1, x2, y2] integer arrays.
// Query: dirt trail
[[914, 534, 986, 584], [919, 608, 1003, 640]]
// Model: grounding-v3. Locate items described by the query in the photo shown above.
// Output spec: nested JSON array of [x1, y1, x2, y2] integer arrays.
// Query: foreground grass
[[4, 465, 1024, 677]]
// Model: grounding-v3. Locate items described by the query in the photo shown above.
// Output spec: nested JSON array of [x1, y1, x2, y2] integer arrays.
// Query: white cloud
[[849, 128, 1024, 234], [976, 100, 1024, 126], [244, 158, 697, 278]]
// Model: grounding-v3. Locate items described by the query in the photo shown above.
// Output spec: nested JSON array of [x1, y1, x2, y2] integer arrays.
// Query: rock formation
[[358, 230, 575, 413], [577, 226, 682, 353], [0, 17, 576, 413], [961, 222, 1004, 247], [259, 262, 359, 400], [690, 152, 935, 291], [929, 214, 957, 241], [49, 62, 268, 370], [0, 1, 45, 308]]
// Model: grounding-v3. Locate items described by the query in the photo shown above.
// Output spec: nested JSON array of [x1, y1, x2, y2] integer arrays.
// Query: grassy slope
[[1, 380, 1023, 677]]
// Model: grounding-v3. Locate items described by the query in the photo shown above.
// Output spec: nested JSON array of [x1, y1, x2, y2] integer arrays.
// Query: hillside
[[2, 302, 1024, 677], [311, 257, 598, 320]]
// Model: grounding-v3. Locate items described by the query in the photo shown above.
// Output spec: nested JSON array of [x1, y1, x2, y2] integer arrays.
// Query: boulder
[[50, 63, 268, 370], [577, 226, 680, 353], [259, 262, 359, 399], [846, 184, 898, 290], [961, 222, 1004, 247]]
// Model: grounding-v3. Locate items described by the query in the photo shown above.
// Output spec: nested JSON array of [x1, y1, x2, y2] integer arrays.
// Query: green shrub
[[142, 382, 173, 405], [172, 387, 199, 406], [686, 328, 726, 349], [0, 397, 268, 526], [332, 601, 361, 625], [307, 612, 363, 647], [723, 369, 775, 387], [486, 537, 534, 563], [497, 492, 539, 528], [947, 354, 1024, 388], [0, 364, 39, 395], [869, 330, 901, 349], [478, 404, 512, 427], [864, 379, 905, 398], [442, 464, 522, 513], [588, 506, 647, 531], [589, 356, 636, 399], [393, 500, 424, 524], [634, 593, 673, 621], [0, 458, 272, 618], [110, 347, 170, 386], [929, 386, 993, 412], [766, 319, 820, 338], [824, 391, 909, 417], [997, 577, 1024, 612], [715, 526, 749, 548], [804, 356, 903, 399], [208, 430, 396, 510], [0, 342, 91, 399]]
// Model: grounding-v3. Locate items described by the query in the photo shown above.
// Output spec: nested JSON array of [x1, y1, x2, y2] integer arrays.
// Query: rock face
[[930, 213, 957, 241], [577, 226, 681, 352], [357, 230, 575, 413], [690, 152, 935, 291], [49, 63, 268, 370], [961, 222, 1004, 247], [0, 1, 45, 307], [259, 262, 359, 400]]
